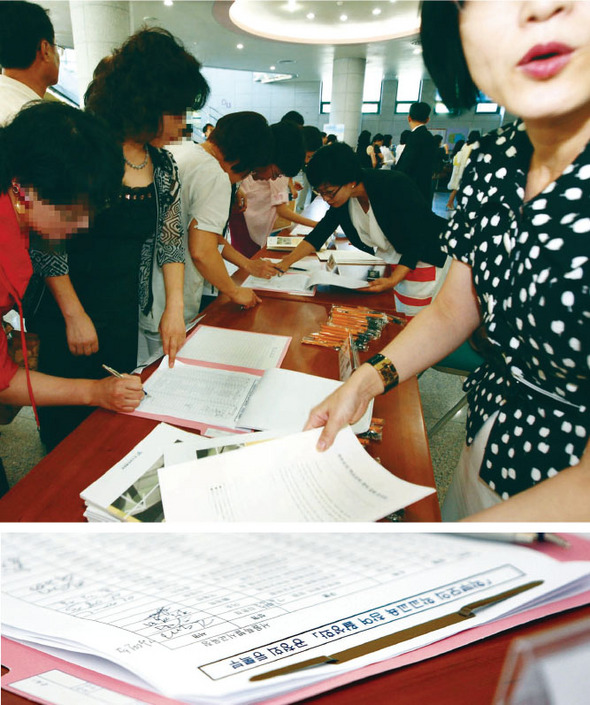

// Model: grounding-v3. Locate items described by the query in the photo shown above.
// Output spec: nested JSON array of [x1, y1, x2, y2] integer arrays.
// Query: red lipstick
[[517, 42, 573, 79]]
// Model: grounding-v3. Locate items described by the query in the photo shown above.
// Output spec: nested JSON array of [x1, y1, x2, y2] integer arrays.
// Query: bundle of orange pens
[[301, 305, 404, 351]]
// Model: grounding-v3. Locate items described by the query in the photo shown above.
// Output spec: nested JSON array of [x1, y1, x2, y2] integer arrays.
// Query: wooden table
[[0, 293, 439, 522], [3, 605, 589, 705]]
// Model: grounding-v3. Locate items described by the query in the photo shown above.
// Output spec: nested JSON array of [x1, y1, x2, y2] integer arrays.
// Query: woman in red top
[[0, 103, 144, 460]]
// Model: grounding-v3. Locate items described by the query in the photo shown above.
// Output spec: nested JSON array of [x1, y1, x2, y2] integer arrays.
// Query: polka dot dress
[[442, 120, 589, 499]]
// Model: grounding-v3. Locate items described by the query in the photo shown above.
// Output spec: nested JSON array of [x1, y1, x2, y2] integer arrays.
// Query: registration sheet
[[177, 326, 291, 371], [158, 426, 434, 522], [3, 534, 590, 705], [242, 270, 369, 296]]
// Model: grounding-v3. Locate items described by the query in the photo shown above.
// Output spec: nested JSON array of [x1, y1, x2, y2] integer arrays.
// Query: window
[[395, 74, 421, 115], [475, 101, 500, 114], [320, 70, 382, 115]]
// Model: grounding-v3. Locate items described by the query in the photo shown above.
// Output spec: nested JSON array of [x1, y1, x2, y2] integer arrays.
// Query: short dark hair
[[420, 1, 479, 114], [202, 123, 214, 134], [209, 112, 272, 173], [373, 133, 384, 143], [306, 142, 362, 190], [0, 1, 55, 69], [302, 125, 323, 154], [84, 28, 210, 142], [326, 133, 337, 144], [270, 121, 305, 177], [281, 110, 304, 126], [0, 102, 124, 209], [409, 101, 431, 122], [467, 130, 481, 144], [383, 134, 392, 148]]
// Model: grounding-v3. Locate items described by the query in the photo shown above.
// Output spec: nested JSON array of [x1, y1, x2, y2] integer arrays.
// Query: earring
[[11, 182, 27, 215]]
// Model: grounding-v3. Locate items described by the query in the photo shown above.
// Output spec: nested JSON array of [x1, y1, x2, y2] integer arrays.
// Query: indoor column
[[329, 57, 366, 148], [69, 1, 131, 105]]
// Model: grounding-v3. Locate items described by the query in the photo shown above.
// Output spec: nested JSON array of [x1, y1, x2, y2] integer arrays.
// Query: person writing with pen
[[273, 142, 448, 318], [303, 0, 590, 522], [0, 102, 144, 493]]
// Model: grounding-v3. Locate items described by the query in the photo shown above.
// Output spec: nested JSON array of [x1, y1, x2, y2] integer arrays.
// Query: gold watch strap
[[366, 353, 399, 393]]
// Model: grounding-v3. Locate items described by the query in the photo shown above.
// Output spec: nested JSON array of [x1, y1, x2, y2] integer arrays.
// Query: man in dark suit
[[395, 101, 436, 203]]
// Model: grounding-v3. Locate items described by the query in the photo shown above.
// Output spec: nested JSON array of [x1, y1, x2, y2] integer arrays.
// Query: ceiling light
[[372, 8, 381, 15], [306, 12, 315, 19], [340, 14, 348, 21], [270, 65, 276, 70], [236, 43, 244, 49], [164, 0, 173, 6]]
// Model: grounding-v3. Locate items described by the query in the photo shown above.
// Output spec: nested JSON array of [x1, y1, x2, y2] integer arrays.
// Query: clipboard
[[3, 535, 589, 705]]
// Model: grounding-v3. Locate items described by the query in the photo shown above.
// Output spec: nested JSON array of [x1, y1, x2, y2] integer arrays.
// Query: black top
[[395, 124, 437, 202], [304, 169, 447, 270], [443, 120, 589, 497]]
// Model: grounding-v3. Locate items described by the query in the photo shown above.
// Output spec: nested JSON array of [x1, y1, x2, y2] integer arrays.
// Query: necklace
[[124, 145, 149, 170]]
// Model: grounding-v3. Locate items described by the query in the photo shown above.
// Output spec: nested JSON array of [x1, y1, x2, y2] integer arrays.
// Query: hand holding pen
[[102, 364, 148, 406]]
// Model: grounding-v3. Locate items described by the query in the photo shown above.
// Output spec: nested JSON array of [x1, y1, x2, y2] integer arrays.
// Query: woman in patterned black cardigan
[[303, 0, 590, 522], [27, 28, 209, 450]]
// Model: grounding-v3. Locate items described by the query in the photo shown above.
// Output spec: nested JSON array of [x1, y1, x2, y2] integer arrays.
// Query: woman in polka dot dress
[[302, 0, 590, 522]]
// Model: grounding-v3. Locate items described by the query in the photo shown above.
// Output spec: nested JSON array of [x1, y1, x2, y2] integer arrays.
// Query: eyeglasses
[[313, 184, 343, 201]]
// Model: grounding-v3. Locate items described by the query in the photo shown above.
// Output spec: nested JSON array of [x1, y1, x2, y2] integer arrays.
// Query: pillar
[[69, 1, 131, 106], [329, 57, 366, 149]]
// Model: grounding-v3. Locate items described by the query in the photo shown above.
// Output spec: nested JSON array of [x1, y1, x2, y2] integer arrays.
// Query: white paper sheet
[[242, 270, 368, 296], [158, 426, 434, 522], [237, 367, 373, 434], [177, 326, 290, 370], [135, 359, 261, 429], [3, 534, 589, 705]]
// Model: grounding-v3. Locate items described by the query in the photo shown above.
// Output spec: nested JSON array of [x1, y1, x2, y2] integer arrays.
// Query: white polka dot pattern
[[441, 121, 589, 498]]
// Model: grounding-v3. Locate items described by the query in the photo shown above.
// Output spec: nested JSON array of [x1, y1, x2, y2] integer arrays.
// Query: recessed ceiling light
[[339, 14, 348, 21], [306, 12, 315, 20], [372, 8, 381, 15], [270, 65, 276, 70], [164, 0, 173, 6], [236, 43, 244, 49]]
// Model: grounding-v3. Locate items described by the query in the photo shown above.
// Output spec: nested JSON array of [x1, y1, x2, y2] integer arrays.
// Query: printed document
[[3, 534, 589, 705], [157, 426, 434, 522], [242, 269, 369, 296]]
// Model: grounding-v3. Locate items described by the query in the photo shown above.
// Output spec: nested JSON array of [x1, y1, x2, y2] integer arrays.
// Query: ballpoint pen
[[462, 533, 570, 548], [102, 364, 149, 397]]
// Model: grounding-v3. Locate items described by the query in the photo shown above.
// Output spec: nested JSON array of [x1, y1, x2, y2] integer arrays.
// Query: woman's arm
[[305, 259, 482, 449], [274, 204, 318, 230], [159, 261, 185, 367], [0, 367, 144, 412], [218, 237, 276, 279], [45, 275, 99, 356], [188, 222, 261, 309], [465, 442, 590, 521]]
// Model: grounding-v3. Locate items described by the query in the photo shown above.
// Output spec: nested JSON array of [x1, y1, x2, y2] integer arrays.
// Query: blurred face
[[152, 113, 187, 148], [251, 164, 282, 181], [459, 1, 590, 125], [13, 186, 90, 240]]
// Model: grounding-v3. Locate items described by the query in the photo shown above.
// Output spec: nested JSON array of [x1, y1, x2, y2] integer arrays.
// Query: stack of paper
[[157, 426, 435, 522], [3, 534, 589, 705]]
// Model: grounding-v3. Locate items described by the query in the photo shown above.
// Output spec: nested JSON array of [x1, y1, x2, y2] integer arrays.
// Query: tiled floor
[[1, 192, 465, 506]]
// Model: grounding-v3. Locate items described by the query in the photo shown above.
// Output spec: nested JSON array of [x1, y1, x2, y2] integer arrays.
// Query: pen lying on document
[[101, 364, 149, 397], [272, 265, 307, 276], [463, 533, 570, 548]]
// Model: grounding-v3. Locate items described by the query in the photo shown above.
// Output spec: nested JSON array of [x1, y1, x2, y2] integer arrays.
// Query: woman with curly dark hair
[[28, 27, 209, 450]]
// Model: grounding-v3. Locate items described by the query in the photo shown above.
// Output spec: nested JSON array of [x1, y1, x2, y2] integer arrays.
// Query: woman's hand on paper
[[159, 307, 186, 367], [360, 276, 396, 293], [232, 287, 262, 309], [93, 374, 144, 413], [65, 311, 99, 356], [304, 364, 384, 451], [247, 258, 277, 279]]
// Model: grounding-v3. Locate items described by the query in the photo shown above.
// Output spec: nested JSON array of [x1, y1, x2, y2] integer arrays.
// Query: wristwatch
[[366, 353, 399, 393]]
